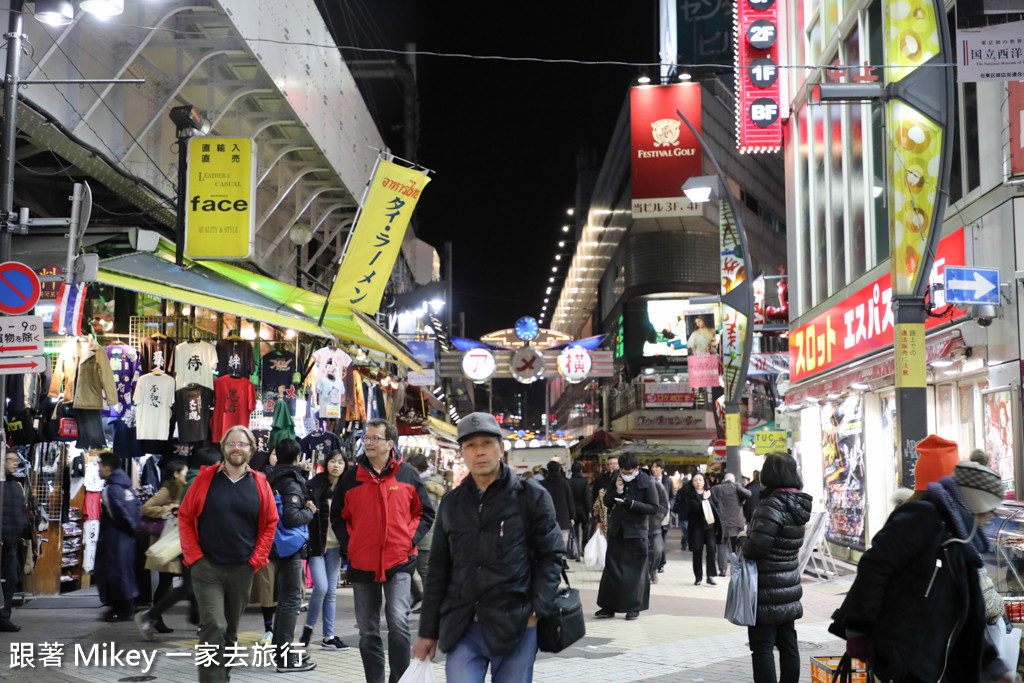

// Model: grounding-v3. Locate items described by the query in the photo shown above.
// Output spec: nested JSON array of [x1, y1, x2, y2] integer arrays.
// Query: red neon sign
[[735, 0, 783, 153]]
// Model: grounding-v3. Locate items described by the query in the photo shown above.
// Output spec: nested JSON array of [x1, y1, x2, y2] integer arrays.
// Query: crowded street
[[0, 532, 853, 683]]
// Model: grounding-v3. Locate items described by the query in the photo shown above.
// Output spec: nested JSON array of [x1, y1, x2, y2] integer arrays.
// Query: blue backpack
[[273, 490, 309, 558]]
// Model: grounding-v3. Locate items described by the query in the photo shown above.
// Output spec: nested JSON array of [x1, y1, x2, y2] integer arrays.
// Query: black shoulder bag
[[517, 482, 586, 653]]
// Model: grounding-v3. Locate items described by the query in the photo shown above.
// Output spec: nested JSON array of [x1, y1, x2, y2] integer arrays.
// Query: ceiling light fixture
[[34, 0, 74, 25], [80, 0, 124, 18]]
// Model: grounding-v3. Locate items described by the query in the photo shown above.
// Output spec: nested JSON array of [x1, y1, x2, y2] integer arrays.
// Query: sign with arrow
[[944, 266, 1000, 305], [0, 315, 44, 358], [0, 356, 46, 375]]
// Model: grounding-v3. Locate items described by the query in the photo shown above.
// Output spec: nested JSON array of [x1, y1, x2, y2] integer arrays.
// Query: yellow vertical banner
[[725, 412, 741, 446], [894, 323, 926, 388], [328, 160, 431, 314]]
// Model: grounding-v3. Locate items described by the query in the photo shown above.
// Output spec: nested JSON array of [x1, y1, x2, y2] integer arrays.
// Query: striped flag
[[54, 282, 87, 335]]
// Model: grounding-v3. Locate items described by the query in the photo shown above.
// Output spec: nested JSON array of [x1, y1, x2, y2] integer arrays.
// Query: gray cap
[[457, 412, 503, 443]]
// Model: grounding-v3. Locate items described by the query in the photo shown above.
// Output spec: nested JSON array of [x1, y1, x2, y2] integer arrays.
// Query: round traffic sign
[[712, 439, 728, 457], [0, 262, 41, 315]]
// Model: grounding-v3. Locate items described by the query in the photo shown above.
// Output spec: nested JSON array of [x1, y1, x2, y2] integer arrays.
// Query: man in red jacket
[[330, 419, 435, 683], [179, 425, 278, 683]]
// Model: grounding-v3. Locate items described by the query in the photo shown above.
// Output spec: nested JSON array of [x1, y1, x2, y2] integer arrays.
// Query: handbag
[[565, 531, 580, 561], [48, 400, 78, 442], [724, 552, 758, 626], [145, 524, 181, 566], [137, 515, 166, 536], [537, 569, 586, 653]]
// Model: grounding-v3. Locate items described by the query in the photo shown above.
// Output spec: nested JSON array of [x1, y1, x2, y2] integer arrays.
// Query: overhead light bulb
[[35, 0, 74, 25], [678, 72, 692, 81], [80, 0, 124, 18], [637, 74, 652, 84]]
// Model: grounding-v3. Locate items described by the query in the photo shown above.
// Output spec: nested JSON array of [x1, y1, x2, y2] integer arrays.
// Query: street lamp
[[676, 111, 754, 479], [168, 104, 210, 266]]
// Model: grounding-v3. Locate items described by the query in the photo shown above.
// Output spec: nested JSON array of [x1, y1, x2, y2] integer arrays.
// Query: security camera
[[969, 303, 999, 327]]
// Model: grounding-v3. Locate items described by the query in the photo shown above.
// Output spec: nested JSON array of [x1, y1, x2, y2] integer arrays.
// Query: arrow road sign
[[0, 356, 46, 375], [0, 315, 44, 358], [944, 266, 1000, 305]]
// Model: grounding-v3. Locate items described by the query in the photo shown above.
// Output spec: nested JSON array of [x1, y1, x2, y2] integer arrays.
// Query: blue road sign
[[944, 266, 1000, 305]]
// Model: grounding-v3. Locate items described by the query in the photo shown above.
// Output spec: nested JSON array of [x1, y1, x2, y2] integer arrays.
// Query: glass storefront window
[[812, 103, 828, 305], [799, 106, 812, 314]]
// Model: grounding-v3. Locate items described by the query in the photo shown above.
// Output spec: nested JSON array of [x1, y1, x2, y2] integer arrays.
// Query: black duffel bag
[[537, 570, 585, 653]]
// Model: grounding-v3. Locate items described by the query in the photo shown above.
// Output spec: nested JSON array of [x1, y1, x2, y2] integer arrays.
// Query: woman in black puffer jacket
[[738, 452, 812, 683]]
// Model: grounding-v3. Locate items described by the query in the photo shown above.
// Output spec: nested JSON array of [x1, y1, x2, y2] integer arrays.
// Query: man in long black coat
[[95, 451, 141, 622]]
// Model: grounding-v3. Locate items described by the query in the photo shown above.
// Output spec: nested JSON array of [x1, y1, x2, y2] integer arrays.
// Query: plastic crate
[[810, 656, 870, 683]]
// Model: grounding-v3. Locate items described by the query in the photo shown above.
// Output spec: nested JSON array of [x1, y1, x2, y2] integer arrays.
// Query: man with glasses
[[179, 425, 279, 683], [331, 418, 434, 683]]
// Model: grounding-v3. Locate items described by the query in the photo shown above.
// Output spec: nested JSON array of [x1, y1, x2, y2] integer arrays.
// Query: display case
[[987, 502, 1024, 594]]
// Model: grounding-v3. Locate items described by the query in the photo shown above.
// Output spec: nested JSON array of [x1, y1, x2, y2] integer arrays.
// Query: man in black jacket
[[413, 412, 563, 682], [267, 439, 317, 673], [568, 461, 592, 556], [540, 461, 575, 563], [1, 453, 31, 632]]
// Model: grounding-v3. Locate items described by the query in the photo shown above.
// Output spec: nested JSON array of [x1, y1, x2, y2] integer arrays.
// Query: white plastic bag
[[583, 528, 607, 568], [987, 620, 1022, 674], [397, 657, 439, 683]]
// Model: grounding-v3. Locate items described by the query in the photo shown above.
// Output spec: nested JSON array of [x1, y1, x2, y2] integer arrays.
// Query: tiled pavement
[[0, 531, 854, 682]]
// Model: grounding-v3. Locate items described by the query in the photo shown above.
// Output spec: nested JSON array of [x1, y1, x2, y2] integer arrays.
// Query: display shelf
[[991, 503, 1024, 594]]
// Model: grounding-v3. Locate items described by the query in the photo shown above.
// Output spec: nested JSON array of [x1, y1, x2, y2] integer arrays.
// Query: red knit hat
[[914, 434, 960, 491]]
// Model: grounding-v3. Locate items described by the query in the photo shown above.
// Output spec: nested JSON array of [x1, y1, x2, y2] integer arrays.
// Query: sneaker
[[135, 612, 155, 641], [594, 609, 614, 619], [260, 630, 274, 645], [277, 655, 317, 673], [625, 611, 639, 621], [321, 637, 350, 650]]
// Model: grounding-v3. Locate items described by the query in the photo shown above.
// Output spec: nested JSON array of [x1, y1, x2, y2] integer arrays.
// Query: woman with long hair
[[300, 450, 350, 650], [136, 459, 188, 636], [739, 452, 812, 683]]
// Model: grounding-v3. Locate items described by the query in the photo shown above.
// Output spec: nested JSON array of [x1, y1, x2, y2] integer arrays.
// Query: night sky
[[324, 1, 658, 339]]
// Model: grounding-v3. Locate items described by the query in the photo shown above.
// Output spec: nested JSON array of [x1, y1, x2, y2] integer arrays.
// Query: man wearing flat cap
[[413, 412, 564, 682]]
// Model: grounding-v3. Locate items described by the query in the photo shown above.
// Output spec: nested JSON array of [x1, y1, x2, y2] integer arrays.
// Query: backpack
[[272, 472, 309, 558]]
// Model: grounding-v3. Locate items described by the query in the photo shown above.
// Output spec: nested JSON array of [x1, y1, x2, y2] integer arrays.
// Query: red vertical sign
[[736, 0, 783, 153], [1010, 81, 1024, 177], [630, 83, 703, 218]]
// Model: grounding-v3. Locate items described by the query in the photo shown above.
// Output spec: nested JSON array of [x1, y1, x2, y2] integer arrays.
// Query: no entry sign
[[712, 439, 728, 457], [0, 262, 41, 315]]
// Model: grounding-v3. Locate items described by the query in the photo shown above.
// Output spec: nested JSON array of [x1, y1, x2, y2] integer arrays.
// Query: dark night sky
[[326, 1, 658, 339]]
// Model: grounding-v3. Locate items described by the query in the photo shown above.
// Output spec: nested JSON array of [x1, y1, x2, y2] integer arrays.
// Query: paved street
[[0, 530, 853, 682]]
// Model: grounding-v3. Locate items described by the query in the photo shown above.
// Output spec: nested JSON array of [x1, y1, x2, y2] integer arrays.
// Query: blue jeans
[[352, 571, 412, 683], [305, 548, 342, 637], [445, 621, 538, 683]]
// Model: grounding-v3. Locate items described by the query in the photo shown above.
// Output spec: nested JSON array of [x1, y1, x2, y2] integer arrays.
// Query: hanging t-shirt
[[216, 339, 254, 379], [140, 336, 177, 375], [300, 431, 342, 465], [174, 384, 216, 443], [316, 374, 346, 419], [312, 346, 352, 377], [261, 349, 298, 416], [104, 343, 139, 418], [174, 341, 218, 389], [212, 375, 256, 442], [133, 372, 176, 441]]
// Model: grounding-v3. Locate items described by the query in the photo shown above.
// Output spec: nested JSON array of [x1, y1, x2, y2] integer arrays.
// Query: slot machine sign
[[735, 0, 783, 153]]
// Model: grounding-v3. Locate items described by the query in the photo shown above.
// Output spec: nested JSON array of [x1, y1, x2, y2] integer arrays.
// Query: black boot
[[153, 617, 174, 634], [300, 625, 313, 647]]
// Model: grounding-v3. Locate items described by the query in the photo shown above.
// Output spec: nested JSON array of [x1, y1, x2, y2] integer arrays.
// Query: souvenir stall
[[9, 285, 411, 596]]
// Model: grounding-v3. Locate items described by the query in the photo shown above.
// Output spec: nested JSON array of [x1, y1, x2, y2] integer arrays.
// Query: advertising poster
[[822, 395, 867, 550], [983, 387, 1016, 498], [960, 384, 975, 424], [643, 301, 720, 357]]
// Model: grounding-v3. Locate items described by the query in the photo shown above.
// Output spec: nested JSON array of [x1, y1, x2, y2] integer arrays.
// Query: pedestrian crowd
[[3, 423, 1021, 683]]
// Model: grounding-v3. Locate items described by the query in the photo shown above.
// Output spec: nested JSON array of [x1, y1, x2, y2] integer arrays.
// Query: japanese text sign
[[329, 159, 431, 314], [630, 83, 703, 218], [789, 228, 965, 382], [185, 137, 256, 260], [1010, 80, 1024, 177], [735, 0, 783, 152]]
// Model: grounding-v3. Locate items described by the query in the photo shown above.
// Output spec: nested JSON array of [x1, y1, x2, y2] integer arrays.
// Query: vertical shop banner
[[629, 83, 702, 218], [886, 101, 944, 295], [185, 137, 256, 260], [328, 160, 431, 314], [822, 395, 867, 551], [983, 387, 1016, 499], [1010, 81, 1024, 177], [720, 200, 749, 401], [735, 0, 784, 152]]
